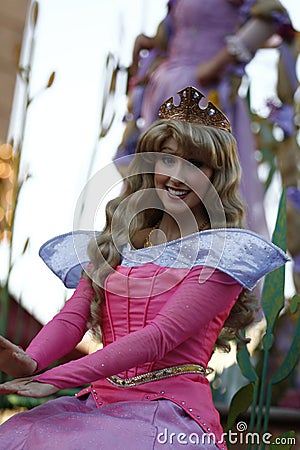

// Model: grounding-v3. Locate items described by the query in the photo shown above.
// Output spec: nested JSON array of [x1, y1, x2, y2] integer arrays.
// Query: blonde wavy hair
[[86, 120, 256, 347]]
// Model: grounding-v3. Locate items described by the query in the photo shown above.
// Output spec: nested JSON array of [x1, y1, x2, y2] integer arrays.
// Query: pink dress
[[0, 229, 288, 449]]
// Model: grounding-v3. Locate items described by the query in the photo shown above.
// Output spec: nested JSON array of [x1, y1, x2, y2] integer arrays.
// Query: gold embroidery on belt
[[106, 363, 212, 387]]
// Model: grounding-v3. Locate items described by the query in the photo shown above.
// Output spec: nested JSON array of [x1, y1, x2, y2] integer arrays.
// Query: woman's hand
[[0, 377, 59, 398], [0, 336, 37, 377]]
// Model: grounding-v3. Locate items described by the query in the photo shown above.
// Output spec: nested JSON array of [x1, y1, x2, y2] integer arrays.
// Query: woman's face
[[154, 137, 213, 223]]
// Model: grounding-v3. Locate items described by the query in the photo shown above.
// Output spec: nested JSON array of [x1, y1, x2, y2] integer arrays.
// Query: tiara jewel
[[158, 86, 231, 132]]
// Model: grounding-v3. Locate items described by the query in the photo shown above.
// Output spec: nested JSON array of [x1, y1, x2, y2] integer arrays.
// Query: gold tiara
[[158, 86, 231, 132]]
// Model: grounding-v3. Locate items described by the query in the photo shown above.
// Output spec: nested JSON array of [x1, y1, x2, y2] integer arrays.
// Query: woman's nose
[[169, 161, 186, 183]]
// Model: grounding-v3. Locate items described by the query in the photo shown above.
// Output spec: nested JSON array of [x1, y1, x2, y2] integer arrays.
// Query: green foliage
[[270, 308, 300, 385], [289, 294, 300, 315], [237, 339, 258, 383], [270, 431, 296, 449], [228, 190, 299, 449], [225, 383, 254, 432], [261, 190, 286, 334]]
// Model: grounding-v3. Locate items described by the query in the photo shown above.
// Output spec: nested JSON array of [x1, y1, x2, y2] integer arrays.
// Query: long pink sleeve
[[26, 277, 94, 371], [33, 269, 242, 389]]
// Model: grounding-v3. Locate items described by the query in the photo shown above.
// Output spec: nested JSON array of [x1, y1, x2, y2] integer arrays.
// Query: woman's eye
[[160, 155, 176, 165], [188, 159, 205, 169]]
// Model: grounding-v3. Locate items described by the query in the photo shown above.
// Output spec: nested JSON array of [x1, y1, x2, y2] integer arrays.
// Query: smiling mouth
[[166, 186, 190, 198]]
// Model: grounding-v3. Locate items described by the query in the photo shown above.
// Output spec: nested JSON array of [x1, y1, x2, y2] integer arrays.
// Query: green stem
[[254, 349, 269, 450], [0, 283, 10, 408], [260, 382, 272, 450], [0, 283, 9, 338], [247, 381, 259, 450]]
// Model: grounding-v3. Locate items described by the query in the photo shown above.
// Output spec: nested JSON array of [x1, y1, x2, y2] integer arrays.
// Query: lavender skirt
[[0, 396, 219, 449]]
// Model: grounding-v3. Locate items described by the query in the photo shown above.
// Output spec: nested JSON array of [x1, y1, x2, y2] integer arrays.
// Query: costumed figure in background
[[265, 26, 300, 294], [114, 0, 296, 239], [114, 0, 175, 177], [0, 87, 288, 449]]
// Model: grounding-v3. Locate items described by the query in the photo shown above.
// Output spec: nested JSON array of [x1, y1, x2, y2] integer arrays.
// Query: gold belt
[[106, 363, 211, 387]]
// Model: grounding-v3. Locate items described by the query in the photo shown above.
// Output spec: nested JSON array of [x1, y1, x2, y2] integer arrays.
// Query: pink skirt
[[0, 395, 219, 449]]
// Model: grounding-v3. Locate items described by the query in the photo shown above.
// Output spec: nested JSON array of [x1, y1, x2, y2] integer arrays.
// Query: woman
[[0, 87, 288, 449], [115, 0, 295, 236]]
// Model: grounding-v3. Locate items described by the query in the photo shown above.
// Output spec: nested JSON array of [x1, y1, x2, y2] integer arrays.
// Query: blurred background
[[0, 0, 300, 429]]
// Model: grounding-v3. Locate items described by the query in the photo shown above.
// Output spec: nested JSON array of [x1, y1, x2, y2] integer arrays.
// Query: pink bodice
[[102, 264, 233, 378], [28, 265, 242, 449]]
